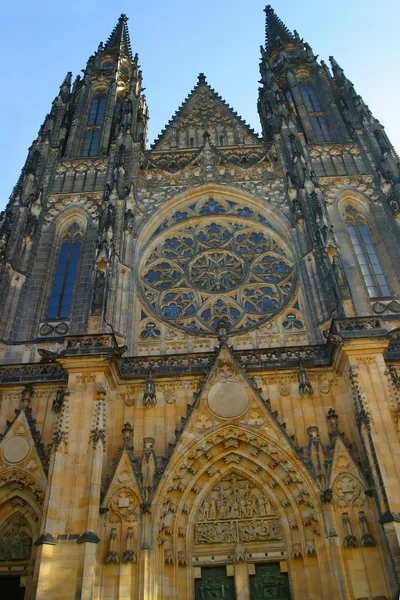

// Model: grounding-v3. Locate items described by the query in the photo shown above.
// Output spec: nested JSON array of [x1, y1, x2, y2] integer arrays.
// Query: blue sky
[[1, 0, 399, 210]]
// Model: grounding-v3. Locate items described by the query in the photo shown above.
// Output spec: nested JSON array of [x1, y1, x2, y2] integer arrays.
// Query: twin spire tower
[[0, 7, 399, 600]]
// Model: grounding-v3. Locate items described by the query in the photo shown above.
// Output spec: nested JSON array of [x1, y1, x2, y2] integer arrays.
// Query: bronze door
[[250, 563, 291, 599], [195, 566, 235, 600]]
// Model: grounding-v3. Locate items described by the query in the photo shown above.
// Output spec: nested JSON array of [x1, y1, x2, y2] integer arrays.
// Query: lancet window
[[299, 83, 332, 142], [344, 205, 390, 298], [47, 223, 83, 319], [82, 96, 106, 156]]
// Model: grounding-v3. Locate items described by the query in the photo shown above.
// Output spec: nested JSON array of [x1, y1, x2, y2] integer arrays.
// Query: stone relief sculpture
[[194, 475, 282, 545], [0, 514, 32, 561]]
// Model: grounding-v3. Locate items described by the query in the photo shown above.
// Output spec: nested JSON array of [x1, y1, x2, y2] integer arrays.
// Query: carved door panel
[[195, 566, 235, 600], [250, 563, 291, 600]]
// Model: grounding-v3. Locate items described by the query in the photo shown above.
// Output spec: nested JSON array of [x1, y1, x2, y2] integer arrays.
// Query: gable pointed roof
[[104, 14, 133, 59], [264, 5, 295, 51], [150, 341, 314, 501], [0, 409, 48, 497], [151, 73, 261, 150]]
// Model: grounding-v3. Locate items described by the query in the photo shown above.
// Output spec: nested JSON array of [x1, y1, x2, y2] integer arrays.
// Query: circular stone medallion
[[208, 380, 249, 418], [3, 436, 30, 464]]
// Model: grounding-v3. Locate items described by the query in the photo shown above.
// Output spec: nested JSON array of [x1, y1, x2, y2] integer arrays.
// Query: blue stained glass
[[238, 207, 253, 217], [173, 211, 188, 222], [163, 304, 181, 318], [200, 199, 225, 215], [257, 215, 274, 228], [164, 238, 180, 249], [47, 239, 81, 320], [47, 307, 58, 319], [88, 97, 106, 126], [347, 221, 390, 297]]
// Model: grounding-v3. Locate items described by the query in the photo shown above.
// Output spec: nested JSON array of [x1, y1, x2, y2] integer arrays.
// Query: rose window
[[188, 250, 246, 292], [139, 205, 296, 335]]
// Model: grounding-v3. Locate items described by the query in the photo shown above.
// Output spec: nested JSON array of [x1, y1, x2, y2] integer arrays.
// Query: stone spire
[[264, 5, 295, 51], [104, 14, 133, 59]]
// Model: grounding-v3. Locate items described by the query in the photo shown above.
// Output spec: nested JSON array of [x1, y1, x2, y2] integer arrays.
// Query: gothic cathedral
[[0, 6, 399, 600]]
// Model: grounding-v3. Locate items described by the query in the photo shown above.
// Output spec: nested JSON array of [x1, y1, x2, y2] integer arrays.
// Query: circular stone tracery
[[139, 203, 296, 335], [188, 250, 246, 293]]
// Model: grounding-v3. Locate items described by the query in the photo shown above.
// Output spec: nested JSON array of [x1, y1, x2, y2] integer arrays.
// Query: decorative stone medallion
[[208, 380, 249, 418], [3, 437, 30, 464]]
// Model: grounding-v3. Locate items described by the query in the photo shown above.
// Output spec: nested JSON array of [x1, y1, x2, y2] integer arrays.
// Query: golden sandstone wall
[[0, 322, 399, 599]]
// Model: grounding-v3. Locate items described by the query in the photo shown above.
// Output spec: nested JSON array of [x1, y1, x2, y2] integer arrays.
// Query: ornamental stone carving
[[333, 473, 364, 508], [138, 200, 295, 335], [0, 514, 32, 561], [194, 474, 281, 545]]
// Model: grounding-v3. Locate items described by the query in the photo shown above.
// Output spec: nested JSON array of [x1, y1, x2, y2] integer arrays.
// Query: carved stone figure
[[298, 363, 313, 396], [122, 527, 137, 563], [0, 514, 32, 561], [124, 209, 134, 231], [143, 370, 157, 407], [142, 437, 156, 495], [92, 270, 106, 315]]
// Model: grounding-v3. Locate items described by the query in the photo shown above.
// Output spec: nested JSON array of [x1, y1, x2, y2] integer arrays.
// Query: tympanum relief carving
[[194, 474, 282, 545]]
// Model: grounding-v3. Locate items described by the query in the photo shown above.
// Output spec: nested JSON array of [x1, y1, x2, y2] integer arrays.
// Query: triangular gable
[[101, 449, 142, 523], [164, 342, 303, 478], [327, 435, 367, 509], [151, 75, 261, 151], [0, 409, 47, 500]]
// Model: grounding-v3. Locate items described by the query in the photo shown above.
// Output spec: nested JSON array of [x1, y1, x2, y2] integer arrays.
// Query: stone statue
[[124, 209, 134, 231], [298, 362, 313, 397], [142, 437, 156, 496], [91, 270, 106, 314], [143, 370, 157, 407]]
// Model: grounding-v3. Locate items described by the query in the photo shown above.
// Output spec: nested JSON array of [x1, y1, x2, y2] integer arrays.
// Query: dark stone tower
[[258, 5, 400, 322], [0, 15, 148, 342]]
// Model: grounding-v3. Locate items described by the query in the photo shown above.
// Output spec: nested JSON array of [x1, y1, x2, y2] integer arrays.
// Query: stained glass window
[[300, 84, 332, 142], [139, 207, 295, 335], [345, 205, 390, 298], [47, 224, 82, 319], [88, 98, 106, 126], [82, 97, 106, 156]]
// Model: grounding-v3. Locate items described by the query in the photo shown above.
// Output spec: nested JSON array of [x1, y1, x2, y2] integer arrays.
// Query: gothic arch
[[151, 424, 333, 598], [133, 184, 302, 345], [48, 205, 89, 236], [136, 183, 294, 245]]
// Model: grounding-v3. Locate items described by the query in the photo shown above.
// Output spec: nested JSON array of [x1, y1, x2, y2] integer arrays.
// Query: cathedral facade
[[0, 6, 400, 599]]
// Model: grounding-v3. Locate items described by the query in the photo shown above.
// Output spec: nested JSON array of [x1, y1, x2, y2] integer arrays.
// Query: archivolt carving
[[0, 469, 45, 506], [45, 193, 101, 223], [154, 425, 323, 562]]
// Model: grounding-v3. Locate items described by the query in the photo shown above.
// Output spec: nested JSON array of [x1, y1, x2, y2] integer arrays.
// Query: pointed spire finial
[[104, 14, 133, 59], [197, 73, 207, 85], [264, 4, 294, 51]]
